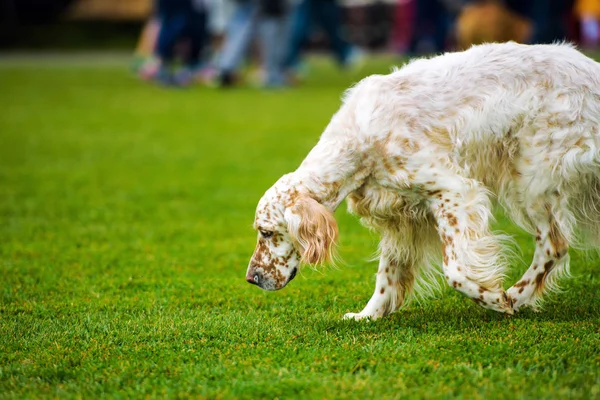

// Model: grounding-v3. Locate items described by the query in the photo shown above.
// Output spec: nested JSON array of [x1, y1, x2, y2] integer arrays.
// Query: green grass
[[1, 56, 599, 399]]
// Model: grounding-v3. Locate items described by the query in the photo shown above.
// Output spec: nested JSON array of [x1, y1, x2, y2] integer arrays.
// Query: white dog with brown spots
[[246, 42, 600, 319]]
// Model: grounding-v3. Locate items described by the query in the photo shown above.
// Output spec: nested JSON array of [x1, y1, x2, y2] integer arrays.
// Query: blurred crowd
[[132, 0, 600, 88]]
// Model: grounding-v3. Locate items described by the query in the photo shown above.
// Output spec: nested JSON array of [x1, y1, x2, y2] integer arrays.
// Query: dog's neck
[[293, 139, 370, 211]]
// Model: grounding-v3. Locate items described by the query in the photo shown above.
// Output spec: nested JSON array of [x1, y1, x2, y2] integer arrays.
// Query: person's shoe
[[218, 71, 236, 88]]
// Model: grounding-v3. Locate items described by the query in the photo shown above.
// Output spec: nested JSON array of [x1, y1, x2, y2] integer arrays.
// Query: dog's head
[[246, 175, 338, 290]]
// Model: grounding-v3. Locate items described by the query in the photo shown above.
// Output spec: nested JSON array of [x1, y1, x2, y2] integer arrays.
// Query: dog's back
[[347, 43, 600, 161], [342, 42, 600, 245]]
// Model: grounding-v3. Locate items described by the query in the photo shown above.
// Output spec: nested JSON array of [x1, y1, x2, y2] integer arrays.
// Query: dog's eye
[[260, 230, 274, 239]]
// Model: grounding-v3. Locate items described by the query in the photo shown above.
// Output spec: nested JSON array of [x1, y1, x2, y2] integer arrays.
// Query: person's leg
[[408, 0, 439, 55], [156, 13, 188, 65], [528, 0, 570, 43], [432, 0, 450, 53], [207, 0, 234, 55], [184, 10, 207, 67], [314, 0, 352, 65], [134, 18, 161, 59], [282, 0, 311, 70], [153, 9, 189, 84], [258, 15, 289, 87], [172, 10, 208, 86], [217, 1, 258, 75], [390, 0, 415, 54], [134, 17, 162, 77]]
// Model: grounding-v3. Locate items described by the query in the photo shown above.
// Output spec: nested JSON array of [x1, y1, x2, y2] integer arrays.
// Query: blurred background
[[3, 3, 600, 397], [1, 0, 597, 87]]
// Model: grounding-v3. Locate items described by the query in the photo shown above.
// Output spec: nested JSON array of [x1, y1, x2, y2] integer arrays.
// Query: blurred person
[[390, 0, 416, 54], [133, 17, 161, 74], [138, 0, 234, 85], [214, 0, 257, 86], [146, 0, 209, 86], [344, 1, 395, 49], [258, 0, 291, 87], [527, 0, 573, 44], [575, 0, 600, 48], [282, 0, 363, 82], [208, 0, 236, 47], [456, 0, 532, 50], [198, 0, 235, 82], [214, 0, 290, 88], [408, 0, 461, 54]]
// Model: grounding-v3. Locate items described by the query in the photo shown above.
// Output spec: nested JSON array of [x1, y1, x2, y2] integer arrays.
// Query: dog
[[246, 42, 600, 320]]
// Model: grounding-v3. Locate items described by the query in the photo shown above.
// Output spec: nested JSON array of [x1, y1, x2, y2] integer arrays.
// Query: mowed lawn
[[1, 56, 599, 400]]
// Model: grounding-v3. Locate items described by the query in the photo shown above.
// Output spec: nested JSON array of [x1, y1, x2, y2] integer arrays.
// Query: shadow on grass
[[315, 288, 600, 338]]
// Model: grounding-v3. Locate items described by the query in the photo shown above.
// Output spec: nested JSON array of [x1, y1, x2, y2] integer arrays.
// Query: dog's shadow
[[320, 293, 600, 337]]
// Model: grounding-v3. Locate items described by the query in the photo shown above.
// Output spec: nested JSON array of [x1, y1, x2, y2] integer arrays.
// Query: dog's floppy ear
[[284, 194, 338, 265]]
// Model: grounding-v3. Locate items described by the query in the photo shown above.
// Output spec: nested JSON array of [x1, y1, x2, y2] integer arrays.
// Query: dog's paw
[[506, 288, 542, 313], [506, 287, 542, 313], [473, 289, 515, 315], [506, 287, 523, 312], [343, 312, 374, 321], [496, 291, 515, 315], [484, 298, 514, 315]]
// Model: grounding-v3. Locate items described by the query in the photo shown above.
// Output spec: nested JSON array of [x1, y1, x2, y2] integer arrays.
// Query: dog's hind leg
[[506, 204, 570, 311], [344, 233, 418, 321]]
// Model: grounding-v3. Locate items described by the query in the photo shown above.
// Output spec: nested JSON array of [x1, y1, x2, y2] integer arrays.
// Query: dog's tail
[[565, 172, 600, 250], [552, 127, 600, 249]]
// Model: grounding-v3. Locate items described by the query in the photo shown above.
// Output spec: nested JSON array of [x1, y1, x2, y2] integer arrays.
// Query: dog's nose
[[246, 271, 260, 286], [289, 267, 298, 282]]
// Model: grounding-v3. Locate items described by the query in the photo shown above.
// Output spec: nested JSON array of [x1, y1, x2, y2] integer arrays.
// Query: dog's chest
[[346, 180, 430, 222]]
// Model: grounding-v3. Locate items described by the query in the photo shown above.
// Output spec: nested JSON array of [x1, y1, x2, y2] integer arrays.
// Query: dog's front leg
[[421, 173, 513, 313], [344, 238, 415, 321]]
